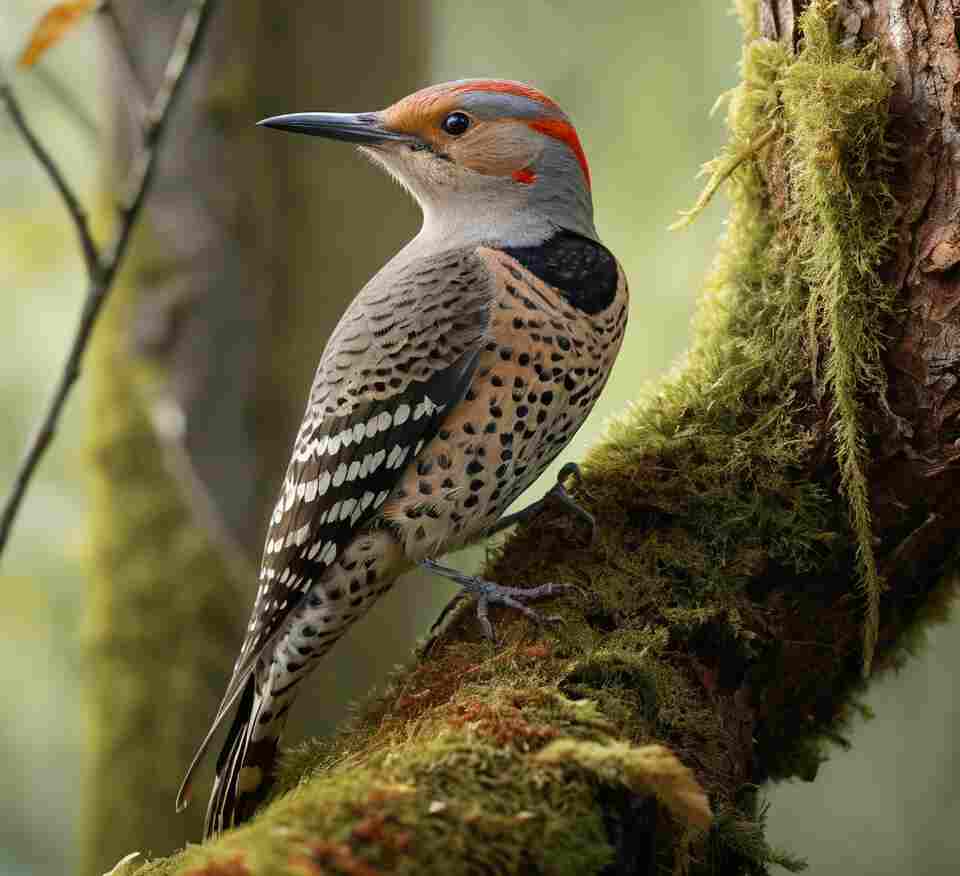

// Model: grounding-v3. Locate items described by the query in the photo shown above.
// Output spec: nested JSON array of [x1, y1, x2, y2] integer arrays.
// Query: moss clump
[[144, 677, 719, 876], [705, 800, 806, 874], [611, 0, 895, 672], [780, 4, 896, 672]]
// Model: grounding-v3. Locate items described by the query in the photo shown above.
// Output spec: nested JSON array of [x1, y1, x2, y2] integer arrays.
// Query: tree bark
[[84, 3, 427, 874], [124, 1, 960, 874]]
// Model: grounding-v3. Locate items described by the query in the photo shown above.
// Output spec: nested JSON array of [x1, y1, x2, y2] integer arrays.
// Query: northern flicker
[[177, 79, 629, 837]]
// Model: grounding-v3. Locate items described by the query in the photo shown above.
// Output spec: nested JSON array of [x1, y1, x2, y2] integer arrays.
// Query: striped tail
[[204, 676, 288, 839]]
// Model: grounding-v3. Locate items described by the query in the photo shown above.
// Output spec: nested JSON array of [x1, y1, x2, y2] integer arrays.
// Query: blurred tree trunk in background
[[83, 3, 427, 873]]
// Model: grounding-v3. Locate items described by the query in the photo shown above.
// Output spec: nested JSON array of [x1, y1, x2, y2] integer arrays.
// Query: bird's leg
[[421, 558, 572, 643], [486, 462, 595, 540]]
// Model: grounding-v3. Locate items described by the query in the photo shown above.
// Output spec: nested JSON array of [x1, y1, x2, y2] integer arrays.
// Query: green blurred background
[[0, 1, 957, 874]]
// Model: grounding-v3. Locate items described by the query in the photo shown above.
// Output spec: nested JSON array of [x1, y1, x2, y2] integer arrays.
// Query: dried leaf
[[19, 0, 98, 68]]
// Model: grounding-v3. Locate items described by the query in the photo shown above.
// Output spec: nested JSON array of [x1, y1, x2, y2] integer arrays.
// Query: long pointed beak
[[256, 111, 413, 145]]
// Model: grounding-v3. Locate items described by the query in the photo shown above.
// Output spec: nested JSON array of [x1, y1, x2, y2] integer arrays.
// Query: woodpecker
[[177, 79, 629, 837]]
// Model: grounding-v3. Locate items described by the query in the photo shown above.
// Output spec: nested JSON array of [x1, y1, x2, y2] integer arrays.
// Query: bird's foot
[[422, 558, 573, 642], [487, 461, 595, 541], [549, 462, 596, 540]]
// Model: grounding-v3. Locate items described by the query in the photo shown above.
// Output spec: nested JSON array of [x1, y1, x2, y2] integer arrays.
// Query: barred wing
[[177, 247, 493, 808]]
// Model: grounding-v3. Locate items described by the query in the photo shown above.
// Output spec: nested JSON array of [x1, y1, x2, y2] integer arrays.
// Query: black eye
[[441, 112, 470, 136]]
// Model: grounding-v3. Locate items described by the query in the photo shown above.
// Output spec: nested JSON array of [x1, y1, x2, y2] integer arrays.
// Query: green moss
[[703, 801, 807, 874], [145, 730, 627, 875], [625, 0, 895, 672], [780, 2, 896, 673]]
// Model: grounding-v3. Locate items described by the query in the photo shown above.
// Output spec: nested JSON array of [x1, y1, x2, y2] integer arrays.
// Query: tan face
[[378, 89, 544, 182]]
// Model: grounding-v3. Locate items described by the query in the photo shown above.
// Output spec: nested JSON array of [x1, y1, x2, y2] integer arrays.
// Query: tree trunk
[[84, 4, 427, 873], [125, 1, 960, 873]]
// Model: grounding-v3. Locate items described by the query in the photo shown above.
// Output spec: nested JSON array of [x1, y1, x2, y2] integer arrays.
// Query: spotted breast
[[383, 231, 628, 557]]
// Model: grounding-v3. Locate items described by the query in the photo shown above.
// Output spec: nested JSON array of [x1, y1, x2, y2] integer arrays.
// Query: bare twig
[[0, 0, 217, 558], [0, 80, 101, 276], [97, 1, 150, 120]]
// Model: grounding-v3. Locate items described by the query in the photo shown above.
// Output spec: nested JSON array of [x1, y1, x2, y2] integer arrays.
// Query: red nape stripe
[[528, 119, 591, 189], [512, 167, 537, 185], [450, 80, 562, 112]]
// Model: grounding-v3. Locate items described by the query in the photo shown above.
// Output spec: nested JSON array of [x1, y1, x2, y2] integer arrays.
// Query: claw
[[486, 461, 595, 541], [421, 559, 576, 642]]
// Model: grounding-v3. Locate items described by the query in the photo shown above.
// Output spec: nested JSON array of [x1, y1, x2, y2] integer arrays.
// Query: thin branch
[[97, 1, 150, 122], [0, 0, 217, 559], [0, 80, 101, 276]]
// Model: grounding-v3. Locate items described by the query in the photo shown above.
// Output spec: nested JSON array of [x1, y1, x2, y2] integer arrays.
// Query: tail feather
[[203, 677, 283, 839]]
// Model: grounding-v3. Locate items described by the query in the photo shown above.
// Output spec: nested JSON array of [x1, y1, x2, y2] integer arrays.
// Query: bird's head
[[259, 79, 597, 248]]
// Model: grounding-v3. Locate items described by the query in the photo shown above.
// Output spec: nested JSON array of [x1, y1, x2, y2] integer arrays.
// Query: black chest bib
[[501, 230, 618, 315]]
